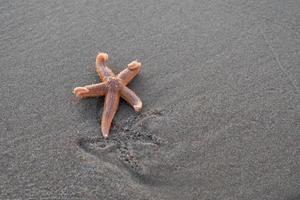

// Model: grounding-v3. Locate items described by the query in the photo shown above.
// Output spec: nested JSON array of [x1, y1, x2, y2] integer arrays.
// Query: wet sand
[[1, 0, 300, 199]]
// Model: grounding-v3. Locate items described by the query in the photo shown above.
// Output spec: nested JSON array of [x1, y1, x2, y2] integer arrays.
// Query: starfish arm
[[120, 86, 142, 112], [96, 52, 115, 81], [117, 61, 141, 85], [73, 83, 107, 98], [101, 90, 120, 138]]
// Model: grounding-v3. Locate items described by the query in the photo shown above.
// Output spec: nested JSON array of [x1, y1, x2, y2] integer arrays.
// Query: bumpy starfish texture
[[73, 53, 142, 138]]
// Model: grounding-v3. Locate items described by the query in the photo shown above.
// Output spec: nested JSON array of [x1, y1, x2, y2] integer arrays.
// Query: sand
[[1, 0, 300, 199]]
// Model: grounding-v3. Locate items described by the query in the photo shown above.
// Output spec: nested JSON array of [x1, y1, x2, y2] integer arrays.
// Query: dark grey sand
[[1, 0, 300, 199]]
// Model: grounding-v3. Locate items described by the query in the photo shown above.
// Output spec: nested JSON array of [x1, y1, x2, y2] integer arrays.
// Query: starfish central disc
[[106, 77, 122, 91]]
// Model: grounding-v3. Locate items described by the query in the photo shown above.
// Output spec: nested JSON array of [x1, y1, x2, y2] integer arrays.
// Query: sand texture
[[1, 0, 300, 199]]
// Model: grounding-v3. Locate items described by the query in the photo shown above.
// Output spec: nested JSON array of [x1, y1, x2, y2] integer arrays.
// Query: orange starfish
[[73, 53, 142, 138]]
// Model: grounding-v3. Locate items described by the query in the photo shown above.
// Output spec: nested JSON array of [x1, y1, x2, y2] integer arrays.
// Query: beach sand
[[1, 0, 300, 199]]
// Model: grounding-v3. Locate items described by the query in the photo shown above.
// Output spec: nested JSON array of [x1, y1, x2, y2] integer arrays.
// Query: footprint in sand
[[77, 109, 169, 184]]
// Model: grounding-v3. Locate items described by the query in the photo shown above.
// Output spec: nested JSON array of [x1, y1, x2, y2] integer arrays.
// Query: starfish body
[[73, 53, 142, 138]]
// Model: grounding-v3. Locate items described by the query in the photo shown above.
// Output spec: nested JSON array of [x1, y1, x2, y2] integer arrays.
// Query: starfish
[[73, 53, 142, 138]]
